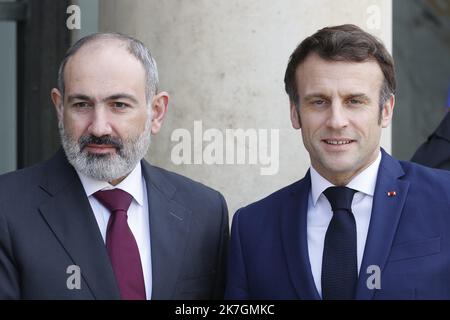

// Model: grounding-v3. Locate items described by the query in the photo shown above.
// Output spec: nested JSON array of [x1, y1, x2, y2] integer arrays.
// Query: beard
[[59, 115, 152, 182]]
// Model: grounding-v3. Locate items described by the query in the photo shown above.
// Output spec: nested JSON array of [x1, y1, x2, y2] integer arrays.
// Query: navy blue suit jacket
[[0, 149, 229, 299], [225, 149, 450, 299]]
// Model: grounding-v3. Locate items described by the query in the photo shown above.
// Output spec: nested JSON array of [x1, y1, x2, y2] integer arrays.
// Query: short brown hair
[[284, 24, 395, 110]]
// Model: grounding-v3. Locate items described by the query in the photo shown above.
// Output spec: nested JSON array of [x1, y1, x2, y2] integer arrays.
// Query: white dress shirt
[[307, 151, 381, 297], [76, 163, 152, 299]]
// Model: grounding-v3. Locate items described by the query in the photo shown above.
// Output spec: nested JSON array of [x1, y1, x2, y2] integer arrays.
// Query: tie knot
[[94, 189, 133, 213], [323, 186, 357, 212]]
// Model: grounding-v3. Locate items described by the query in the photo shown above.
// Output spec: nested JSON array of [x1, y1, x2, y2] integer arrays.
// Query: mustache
[[79, 135, 123, 151]]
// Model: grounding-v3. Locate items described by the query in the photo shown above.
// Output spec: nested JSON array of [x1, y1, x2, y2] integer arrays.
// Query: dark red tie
[[94, 189, 146, 300]]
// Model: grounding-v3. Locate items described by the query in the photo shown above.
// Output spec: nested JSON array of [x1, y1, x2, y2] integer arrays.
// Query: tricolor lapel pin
[[387, 191, 397, 197]]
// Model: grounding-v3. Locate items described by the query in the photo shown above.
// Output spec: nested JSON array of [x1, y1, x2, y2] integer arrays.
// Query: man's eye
[[113, 102, 129, 109], [74, 102, 90, 108], [348, 99, 363, 105], [312, 100, 325, 106]]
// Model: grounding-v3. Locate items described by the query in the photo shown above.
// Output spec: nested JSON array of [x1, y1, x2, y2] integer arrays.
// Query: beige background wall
[[100, 0, 392, 216]]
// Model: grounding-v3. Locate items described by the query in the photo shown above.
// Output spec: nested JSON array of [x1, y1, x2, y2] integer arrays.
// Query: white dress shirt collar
[[310, 151, 382, 206], [76, 162, 144, 206]]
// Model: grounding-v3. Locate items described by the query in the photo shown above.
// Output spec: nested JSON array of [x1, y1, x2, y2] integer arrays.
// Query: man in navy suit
[[225, 25, 450, 300], [0, 33, 228, 299]]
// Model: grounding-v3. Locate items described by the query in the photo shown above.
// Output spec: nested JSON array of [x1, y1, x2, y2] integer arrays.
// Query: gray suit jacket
[[0, 149, 229, 299]]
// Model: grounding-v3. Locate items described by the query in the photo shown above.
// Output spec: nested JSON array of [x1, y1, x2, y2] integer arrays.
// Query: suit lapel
[[355, 150, 410, 299], [141, 161, 192, 299], [281, 172, 321, 300], [38, 150, 120, 299]]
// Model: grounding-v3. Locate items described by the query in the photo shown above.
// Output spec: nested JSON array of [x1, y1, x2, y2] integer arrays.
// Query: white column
[[100, 0, 392, 215]]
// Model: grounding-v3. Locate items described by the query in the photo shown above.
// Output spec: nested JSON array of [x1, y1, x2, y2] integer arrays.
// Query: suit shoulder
[[147, 165, 228, 229], [399, 160, 450, 199], [0, 162, 48, 218], [150, 165, 221, 197], [400, 160, 450, 183], [0, 162, 45, 195], [236, 179, 303, 217], [146, 165, 227, 215]]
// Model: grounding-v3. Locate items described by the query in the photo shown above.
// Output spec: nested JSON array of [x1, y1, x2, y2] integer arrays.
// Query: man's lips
[[322, 138, 356, 145], [85, 144, 117, 154], [321, 138, 356, 150]]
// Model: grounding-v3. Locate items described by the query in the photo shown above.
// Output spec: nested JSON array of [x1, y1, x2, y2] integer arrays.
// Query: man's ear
[[151, 91, 169, 134], [380, 94, 395, 128], [290, 102, 301, 129], [51, 88, 64, 122]]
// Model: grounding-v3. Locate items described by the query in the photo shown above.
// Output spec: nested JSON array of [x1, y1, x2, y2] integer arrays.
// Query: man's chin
[[323, 161, 355, 173], [317, 157, 356, 175], [84, 146, 118, 155], [74, 155, 127, 182], [83, 150, 118, 159]]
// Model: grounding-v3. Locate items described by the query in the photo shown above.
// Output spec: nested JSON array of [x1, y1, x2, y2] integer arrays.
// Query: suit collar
[[140, 160, 176, 201], [39, 149, 77, 197], [38, 149, 120, 299], [281, 171, 321, 300], [355, 148, 409, 299], [141, 161, 192, 299]]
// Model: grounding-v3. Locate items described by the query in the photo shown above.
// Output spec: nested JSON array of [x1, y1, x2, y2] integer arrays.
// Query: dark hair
[[284, 24, 395, 110], [57, 32, 158, 103]]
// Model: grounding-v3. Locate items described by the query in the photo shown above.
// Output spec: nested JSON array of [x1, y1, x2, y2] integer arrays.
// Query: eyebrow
[[345, 93, 371, 102], [106, 93, 139, 104], [302, 93, 371, 102], [303, 93, 330, 101], [67, 94, 91, 102], [66, 93, 139, 104]]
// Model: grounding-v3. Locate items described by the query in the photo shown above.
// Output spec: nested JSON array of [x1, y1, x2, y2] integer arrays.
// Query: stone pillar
[[100, 0, 392, 215]]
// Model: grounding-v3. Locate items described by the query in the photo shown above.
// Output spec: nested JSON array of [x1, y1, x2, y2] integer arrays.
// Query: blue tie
[[321, 186, 358, 300]]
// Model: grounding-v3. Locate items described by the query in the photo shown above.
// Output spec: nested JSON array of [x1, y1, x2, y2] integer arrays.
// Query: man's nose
[[87, 106, 113, 137], [326, 101, 349, 129]]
